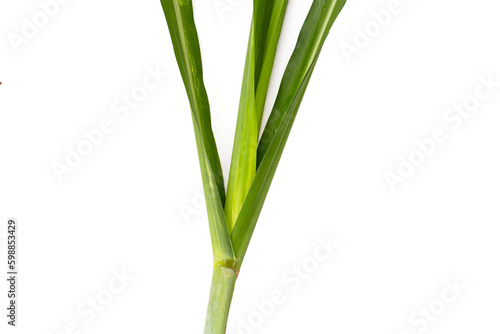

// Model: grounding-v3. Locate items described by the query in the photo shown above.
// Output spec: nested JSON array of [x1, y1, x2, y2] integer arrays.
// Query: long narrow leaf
[[224, 21, 258, 231], [231, 0, 347, 268], [255, 0, 289, 126], [231, 59, 317, 267], [258, 0, 346, 162], [225, 0, 289, 231], [160, 0, 234, 265], [160, 0, 226, 204]]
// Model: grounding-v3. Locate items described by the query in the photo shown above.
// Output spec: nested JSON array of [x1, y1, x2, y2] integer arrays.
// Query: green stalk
[[159, 0, 347, 332], [204, 266, 237, 334]]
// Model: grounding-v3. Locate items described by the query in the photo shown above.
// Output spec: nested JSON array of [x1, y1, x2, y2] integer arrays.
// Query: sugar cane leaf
[[254, 0, 289, 125], [224, 21, 258, 231], [231, 0, 347, 268], [224, 0, 289, 231], [160, 0, 234, 264]]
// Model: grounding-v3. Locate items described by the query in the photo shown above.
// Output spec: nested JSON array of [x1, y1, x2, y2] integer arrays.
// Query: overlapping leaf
[[161, 0, 346, 273], [161, 0, 347, 332], [231, 0, 347, 268], [225, 0, 289, 231]]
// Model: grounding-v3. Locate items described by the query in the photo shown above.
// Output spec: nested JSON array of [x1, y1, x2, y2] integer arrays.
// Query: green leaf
[[258, 0, 347, 162], [231, 0, 347, 269], [160, 0, 234, 265], [224, 21, 258, 232], [225, 0, 289, 231], [254, 0, 289, 126]]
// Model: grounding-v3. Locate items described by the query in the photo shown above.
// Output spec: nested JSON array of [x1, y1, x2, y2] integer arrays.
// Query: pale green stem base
[[204, 266, 237, 334]]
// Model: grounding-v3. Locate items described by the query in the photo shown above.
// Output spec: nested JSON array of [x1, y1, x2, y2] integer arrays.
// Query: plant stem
[[204, 266, 237, 334]]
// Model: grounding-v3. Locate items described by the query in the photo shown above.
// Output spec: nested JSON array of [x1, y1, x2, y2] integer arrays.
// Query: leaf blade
[[231, 0, 347, 268], [224, 0, 289, 231], [160, 0, 234, 264], [161, 0, 226, 205], [224, 21, 258, 231], [255, 0, 289, 126]]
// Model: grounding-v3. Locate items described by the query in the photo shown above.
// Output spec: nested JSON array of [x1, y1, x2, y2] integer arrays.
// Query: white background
[[1, 0, 500, 333]]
